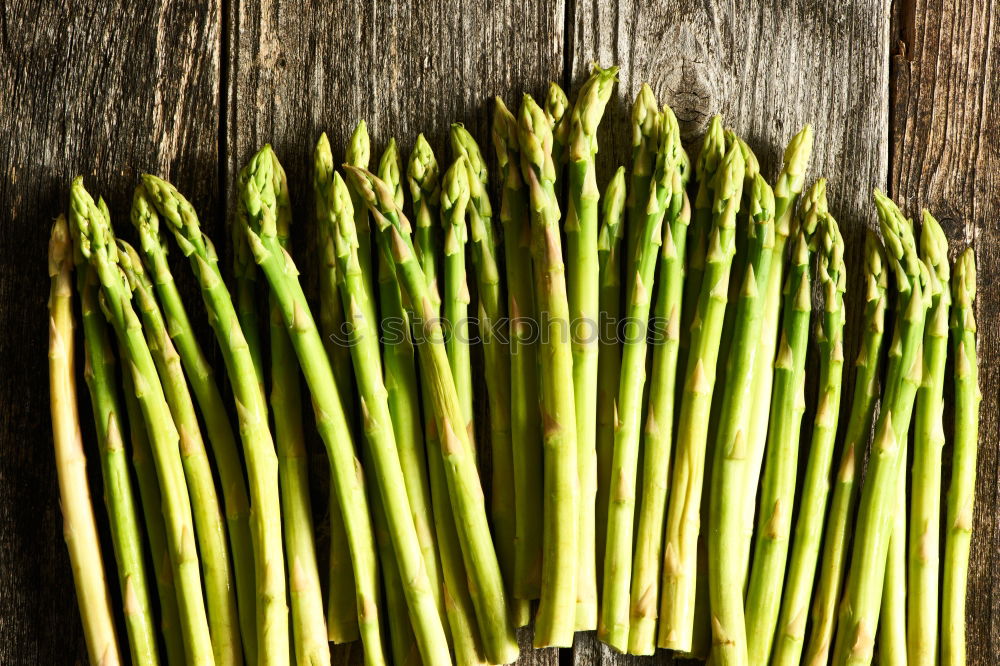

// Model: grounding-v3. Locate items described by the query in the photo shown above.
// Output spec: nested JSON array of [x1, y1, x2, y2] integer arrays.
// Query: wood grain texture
[[0, 0, 221, 663], [570, 1, 890, 663], [890, 0, 1000, 661], [4, 0, 1000, 663]]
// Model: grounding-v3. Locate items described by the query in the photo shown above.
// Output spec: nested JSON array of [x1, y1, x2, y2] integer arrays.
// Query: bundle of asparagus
[[47, 64, 981, 666]]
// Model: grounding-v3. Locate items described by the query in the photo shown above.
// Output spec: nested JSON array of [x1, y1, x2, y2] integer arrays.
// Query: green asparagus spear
[[544, 82, 571, 204], [658, 134, 744, 653], [562, 66, 618, 630], [440, 155, 476, 444], [517, 93, 579, 649], [48, 215, 122, 666], [739, 126, 813, 587], [118, 242, 242, 666], [377, 137, 435, 663], [71, 180, 215, 664], [128, 187, 257, 662], [451, 123, 528, 627], [313, 137, 361, 649], [318, 161, 458, 666], [675, 115, 726, 371], [409, 135, 485, 664], [881, 448, 908, 666], [624, 84, 662, 283], [252, 145, 455, 665], [595, 167, 626, 594], [139, 174, 289, 664], [770, 209, 846, 666], [265, 154, 331, 666], [743, 181, 823, 665], [404, 135, 449, 621], [942, 248, 980, 666], [707, 172, 775, 666], [77, 261, 159, 666], [802, 231, 888, 666], [904, 210, 950, 665], [602, 105, 686, 652], [324, 122, 377, 645], [343, 164, 520, 664], [120, 359, 184, 666], [233, 163, 265, 386], [377, 142, 429, 502], [831, 191, 929, 666], [630, 146, 691, 654], [315, 134, 358, 433], [492, 98, 544, 601]]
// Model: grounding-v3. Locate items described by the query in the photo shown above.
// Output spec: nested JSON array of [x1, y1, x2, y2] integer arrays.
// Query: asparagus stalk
[[675, 115, 726, 370], [624, 84, 662, 283], [377, 138, 436, 663], [630, 150, 691, 654], [266, 153, 331, 666], [440, 155, 476, 445], [658, 135, 745, 653], [881, 448, 908, 666], [942, 248, 980, 666], [831, 191, 929, 666], [232, 163, 266, 385], [120, 360, 184, 666], [128, 187, 257, 662], [251, 146, 454, 665], [595, 167, 626, 594], [77, 261, 159, 665], [409, 135, 485, 664], [681, 130, 759, 661], [770, 209, 847, 666], [707, 172, 775, 666], [343, 165, 520, 664], [544, 82, 571, 204], [404, 134, 450, 620], [314, 140, 361, 646], [117, 242, 242, 666], [324, 122, 378, 644], [738, 126, 813, 586], [743, 181, 822, 665], [324, 166, 456, 666], [377, 141, 428, 488], [48, 215, 122, 666], [71, 180, 215, 664], [561, 66, 619, 630], [492, 98, 544, 601], [904, 210, 950, 665], [602, 105, 687, 652], [315, 134, 358, 433], [516, 93, 579, 649], [451, 124, 529, 628], [139, 174, 288, 663], [802, 231, 888, 666]]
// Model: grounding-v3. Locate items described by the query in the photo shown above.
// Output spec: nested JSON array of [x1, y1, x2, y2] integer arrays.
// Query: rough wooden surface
[[0, 0, 997, 663], [0, 1, 221, 663], [890, 0, 1000, 660]]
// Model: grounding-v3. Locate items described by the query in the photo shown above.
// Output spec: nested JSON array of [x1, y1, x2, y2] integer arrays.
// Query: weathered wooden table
[[1, 0, 996, 663]]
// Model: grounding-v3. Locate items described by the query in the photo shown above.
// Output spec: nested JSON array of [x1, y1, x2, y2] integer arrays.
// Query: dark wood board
[[890, 0, 1000, 660], [0, 0, 222, 663], [0, 0, 997, 663]]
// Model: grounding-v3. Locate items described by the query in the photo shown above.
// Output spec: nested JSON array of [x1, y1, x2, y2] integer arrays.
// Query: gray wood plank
[[570, 1, 891, 663], [890, 0, 1000, 661], [0, 0, 222, 662], [225, 1, 565, 664]]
